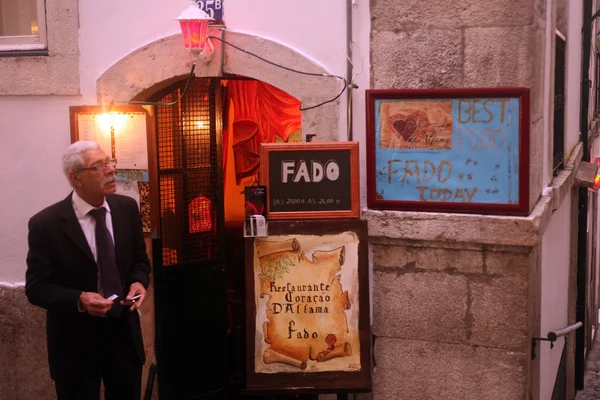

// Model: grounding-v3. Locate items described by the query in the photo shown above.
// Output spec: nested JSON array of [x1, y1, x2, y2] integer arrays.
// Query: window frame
[[0, 0, 47, 52], [553, 31, 566, 175]]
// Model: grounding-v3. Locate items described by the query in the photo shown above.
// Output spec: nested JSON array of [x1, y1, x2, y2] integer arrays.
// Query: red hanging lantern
[[176, 1, 214, 54], [189, 196, 213, 233]]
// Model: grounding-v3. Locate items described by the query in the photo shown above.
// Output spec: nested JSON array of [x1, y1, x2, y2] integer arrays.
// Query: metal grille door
[[153, 78, 227, 400], [157, 79, 220, 266]]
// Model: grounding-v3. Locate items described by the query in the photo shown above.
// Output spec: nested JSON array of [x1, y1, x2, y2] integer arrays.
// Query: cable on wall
[[110, 37, 346, 112], [207, 35, 347, 111], [112, 64, 197, 108]]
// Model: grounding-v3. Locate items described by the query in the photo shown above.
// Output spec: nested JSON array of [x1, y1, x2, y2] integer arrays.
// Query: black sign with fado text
[[260, 142, 359, 219]]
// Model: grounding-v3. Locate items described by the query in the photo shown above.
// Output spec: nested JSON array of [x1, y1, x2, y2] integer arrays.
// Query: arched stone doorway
[[96, 31, 339, 400], [97, 29, 341, 142]]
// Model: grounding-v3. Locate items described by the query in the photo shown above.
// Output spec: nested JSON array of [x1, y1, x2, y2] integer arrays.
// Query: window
[[595, 55, 600, 118], [553, 33, 566, 175], [0, 0, 46, 51]]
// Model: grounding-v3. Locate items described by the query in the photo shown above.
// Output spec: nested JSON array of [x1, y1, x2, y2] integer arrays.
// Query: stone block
[[98, 32, 222, 103], [0, 55, 80, 96], [484, 249, 530, 277], [373, 337, 527, 400], [46, 0, 79, 56], [363, 209, 543, 247], [529, 118, 545, 211], [371, 0, 533, 30], [0, 285, 54, 400], [459, 0, 535, 27], [302, 100, 339, 142], [16, 298, 54, 400], [529, 24, 547, 123], [0, 313, 18, 400], [557, 0, 568, 34], [464, 26, 533, 88], [371, 30, 463, 89], [470, 277, 529, 351], [372, 243, 483, 274], [373, 271, 468, 343]]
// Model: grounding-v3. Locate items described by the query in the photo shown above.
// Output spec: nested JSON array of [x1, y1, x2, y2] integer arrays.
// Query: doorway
[[149, 77, 315, 400]]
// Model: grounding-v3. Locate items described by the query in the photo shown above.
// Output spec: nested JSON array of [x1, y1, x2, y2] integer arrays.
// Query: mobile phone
[[121, 294, 142, 306]]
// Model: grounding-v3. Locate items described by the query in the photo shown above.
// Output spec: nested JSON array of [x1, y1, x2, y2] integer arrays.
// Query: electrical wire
[[111, 37, 346, 112], [207, 35, 347, 111], [346, 40, 364, 141], [112, 63, 197, 107]]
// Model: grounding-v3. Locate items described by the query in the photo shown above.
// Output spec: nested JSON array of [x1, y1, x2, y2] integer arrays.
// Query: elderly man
[[25, 141, 150, 400]]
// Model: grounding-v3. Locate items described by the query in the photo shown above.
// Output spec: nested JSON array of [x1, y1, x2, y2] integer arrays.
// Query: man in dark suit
[[25, 140, 151, 400]]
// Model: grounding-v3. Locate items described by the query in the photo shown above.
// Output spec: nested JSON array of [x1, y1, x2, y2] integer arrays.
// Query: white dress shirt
[[71, 191, 115, 296]]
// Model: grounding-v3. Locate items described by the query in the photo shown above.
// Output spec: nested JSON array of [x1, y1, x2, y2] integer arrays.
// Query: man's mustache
[[102, 174, 116, 186]]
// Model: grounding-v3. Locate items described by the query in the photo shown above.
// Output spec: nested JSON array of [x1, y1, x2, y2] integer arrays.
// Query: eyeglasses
[[76, 159, 118, 173]]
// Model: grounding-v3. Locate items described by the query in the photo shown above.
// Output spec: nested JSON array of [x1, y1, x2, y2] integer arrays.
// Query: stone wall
[[0, 238, 158, 400], [0, 284, 53, 400], [366, 233, 538, 399], [368, 0, 549, 398], [0, 0, 80, 95], [370, 0, 547, 211]]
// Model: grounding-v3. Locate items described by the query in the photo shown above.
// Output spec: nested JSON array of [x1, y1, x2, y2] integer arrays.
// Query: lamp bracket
[[191, 37, 215, 65]]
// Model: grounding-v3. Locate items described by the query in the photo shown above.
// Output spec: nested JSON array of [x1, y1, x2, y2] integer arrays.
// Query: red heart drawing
[[392, 116, 418, 141]]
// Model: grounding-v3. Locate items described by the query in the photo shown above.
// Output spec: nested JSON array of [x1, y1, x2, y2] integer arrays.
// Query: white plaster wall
[[0, 0, 358, 283], [539, 194, 572, 400], [349, 0, 371, 205], [79, 0, 350, 125], [565, 0, 583, 157], [0, 96, 75, 282]]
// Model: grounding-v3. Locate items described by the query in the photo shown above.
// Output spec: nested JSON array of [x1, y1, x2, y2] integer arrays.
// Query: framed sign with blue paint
[[366, 88, 530, 215]]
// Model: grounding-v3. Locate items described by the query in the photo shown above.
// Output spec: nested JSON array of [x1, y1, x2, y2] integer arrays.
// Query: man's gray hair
[[62, 141, 101, 184]]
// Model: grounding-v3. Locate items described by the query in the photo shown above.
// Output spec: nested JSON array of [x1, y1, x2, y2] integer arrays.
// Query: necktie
[[89, 207, 123, 317]]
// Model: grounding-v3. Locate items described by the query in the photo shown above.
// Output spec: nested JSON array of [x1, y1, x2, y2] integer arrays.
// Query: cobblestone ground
[[576, 336, 600, 399]]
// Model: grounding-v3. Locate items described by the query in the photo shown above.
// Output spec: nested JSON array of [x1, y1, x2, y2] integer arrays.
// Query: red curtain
[[222, 80, 302, 227]]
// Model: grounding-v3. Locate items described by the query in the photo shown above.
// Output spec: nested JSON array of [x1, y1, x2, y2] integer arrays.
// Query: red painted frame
[[365, 87, 531, 216]]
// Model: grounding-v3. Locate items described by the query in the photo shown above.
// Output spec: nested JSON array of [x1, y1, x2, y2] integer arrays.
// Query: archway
[[97, 31, 339, 400], [97, 29, 341, 143]]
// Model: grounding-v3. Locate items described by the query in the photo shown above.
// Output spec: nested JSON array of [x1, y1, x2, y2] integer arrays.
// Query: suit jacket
[[25, 193, 151, 382]]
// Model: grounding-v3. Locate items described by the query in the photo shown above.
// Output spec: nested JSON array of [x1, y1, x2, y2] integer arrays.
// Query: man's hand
[[79, 292, 113, 317], [121, 282, 146, 311]]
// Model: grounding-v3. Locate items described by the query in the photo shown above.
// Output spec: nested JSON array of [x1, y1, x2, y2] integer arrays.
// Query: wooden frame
[[69, 105, 158, 235], [259, 142, 360, 220], [245, 219, 371, 394], [366, 87, 531, 215]]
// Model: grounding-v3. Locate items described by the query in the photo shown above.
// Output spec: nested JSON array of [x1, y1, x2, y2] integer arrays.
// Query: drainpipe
[[576, 0, 593, 390], [346, 0, 353, 141]]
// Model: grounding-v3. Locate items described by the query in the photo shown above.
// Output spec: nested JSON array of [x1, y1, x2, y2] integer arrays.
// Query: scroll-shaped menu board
[[260, 142, 360, 220], [366, 88, 530, 215], [245, 220, 371, 393]]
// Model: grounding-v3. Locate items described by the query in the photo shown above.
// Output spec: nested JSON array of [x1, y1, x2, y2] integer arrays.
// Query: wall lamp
[[112, 1, 346, 110], [176, 0, 215, 65]]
